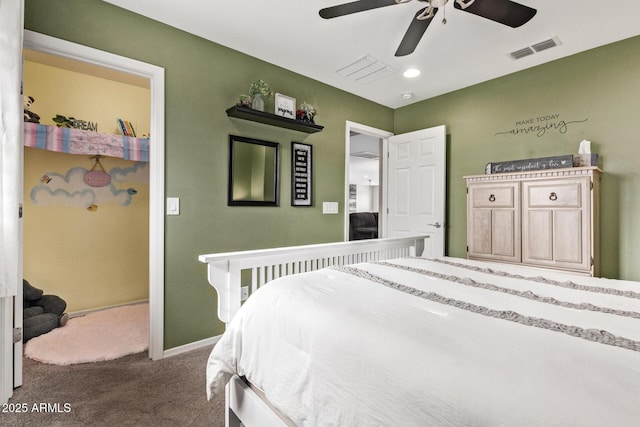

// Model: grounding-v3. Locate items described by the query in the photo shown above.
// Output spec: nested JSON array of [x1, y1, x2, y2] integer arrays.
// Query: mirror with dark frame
[[228, 135, 280, 206]]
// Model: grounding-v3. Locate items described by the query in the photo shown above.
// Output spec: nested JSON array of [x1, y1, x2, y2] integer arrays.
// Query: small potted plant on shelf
[[52, 114, 75, 128], [248, 79, 273, 112], [296, 102, 317, 124], [236, 94, 252, 108]]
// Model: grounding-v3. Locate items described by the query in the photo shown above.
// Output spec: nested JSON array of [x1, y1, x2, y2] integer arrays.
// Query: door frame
[[22, 31, 166, 361], [344, 121, 393, 241]]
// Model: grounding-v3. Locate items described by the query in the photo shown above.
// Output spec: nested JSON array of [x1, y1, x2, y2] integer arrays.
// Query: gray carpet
[[2, 346, 225, 426]]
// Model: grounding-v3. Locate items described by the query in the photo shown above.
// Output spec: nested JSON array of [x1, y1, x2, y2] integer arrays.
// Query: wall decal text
[[496, 113, 588, 138]]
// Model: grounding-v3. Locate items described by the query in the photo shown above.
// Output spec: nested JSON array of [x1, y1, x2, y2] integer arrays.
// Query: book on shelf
[[116, 118, 137, 137]]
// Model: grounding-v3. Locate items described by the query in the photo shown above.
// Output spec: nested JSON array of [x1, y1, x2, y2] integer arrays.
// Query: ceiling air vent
[[336, 54, 394, 84], [351, 151, 379, 160], [532, 36, 562, 53], [508, 36, 562, 60], [508, 47, 535, 60]]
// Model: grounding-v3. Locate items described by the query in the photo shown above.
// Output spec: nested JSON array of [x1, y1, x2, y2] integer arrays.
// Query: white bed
[[199, 237, 640, 426]]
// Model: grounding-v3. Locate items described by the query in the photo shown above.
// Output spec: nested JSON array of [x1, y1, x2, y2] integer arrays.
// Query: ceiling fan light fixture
[[403, 68, 421, 78]]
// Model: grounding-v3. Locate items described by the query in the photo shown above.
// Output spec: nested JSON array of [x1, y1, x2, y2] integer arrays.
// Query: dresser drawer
[[525, 178, 589, 208], [470, 184, 517, 208]]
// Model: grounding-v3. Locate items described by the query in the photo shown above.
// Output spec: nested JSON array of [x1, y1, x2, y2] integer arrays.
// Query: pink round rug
[[24, 303, 149, 365]]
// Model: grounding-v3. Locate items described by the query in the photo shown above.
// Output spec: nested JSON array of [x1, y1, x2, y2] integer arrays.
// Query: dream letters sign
[[486, 155, 574, 174]]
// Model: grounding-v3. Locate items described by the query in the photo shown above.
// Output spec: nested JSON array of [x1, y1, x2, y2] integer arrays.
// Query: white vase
[[251, 93, 264, 111]]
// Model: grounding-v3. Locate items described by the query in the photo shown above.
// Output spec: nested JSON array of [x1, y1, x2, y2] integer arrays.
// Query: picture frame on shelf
[[291, 142, 312, 207], [275, 93, 296, 119]]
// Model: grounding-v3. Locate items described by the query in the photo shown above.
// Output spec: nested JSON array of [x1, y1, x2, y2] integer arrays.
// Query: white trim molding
[[0, 299, 13, 404], [162, 335, 221, 359]]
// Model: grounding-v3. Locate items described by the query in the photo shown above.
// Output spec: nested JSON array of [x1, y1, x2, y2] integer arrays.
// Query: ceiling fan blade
[[320, 0, 400, 19], [453, 0, 536, 28], [395, 7, 437, 57]]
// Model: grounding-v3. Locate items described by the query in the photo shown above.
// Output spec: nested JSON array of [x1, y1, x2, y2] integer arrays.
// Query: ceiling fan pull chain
[[441, 5, 447, 24]]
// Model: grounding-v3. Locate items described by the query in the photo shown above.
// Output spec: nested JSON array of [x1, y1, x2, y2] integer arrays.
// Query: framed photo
[[291, 142, 312, 206], [275, 93, 296, 119]]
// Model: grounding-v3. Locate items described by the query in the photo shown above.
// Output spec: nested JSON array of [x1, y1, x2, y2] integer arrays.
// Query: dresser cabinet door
[[467, 182, 521, 262], [522, 177, 592, 272]]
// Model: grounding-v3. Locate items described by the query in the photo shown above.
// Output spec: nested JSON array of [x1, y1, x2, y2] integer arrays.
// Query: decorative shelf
[[24, 122, 149, 161], [226, 105, 323, 134]]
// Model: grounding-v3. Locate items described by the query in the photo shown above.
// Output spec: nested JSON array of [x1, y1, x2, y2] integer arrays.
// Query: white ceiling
[[102, 0, 640, 108]]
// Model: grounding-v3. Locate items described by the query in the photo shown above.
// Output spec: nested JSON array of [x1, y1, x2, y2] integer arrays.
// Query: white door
[[385, 126, 446, 256], [1, 0, 24, 403]]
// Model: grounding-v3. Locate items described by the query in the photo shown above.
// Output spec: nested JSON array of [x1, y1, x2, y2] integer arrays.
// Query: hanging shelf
[[226, 105, 323, 134], [23, 122, 149, 161]]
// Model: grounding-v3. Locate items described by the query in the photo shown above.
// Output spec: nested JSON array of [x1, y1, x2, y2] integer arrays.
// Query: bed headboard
[[199, 236, 428, 324]]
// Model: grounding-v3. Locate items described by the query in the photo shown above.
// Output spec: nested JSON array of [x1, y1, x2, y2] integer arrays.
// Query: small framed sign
[[275, 93, 296, 119], [485, 155, 574, 174], [291, 142, 312, 206]]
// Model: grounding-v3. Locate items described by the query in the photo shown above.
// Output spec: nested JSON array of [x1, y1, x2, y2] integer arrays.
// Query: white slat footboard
[[199, 236, 428, 325]]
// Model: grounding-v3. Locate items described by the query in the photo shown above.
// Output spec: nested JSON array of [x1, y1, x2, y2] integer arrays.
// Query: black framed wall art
[[291, 142, 312, 206]]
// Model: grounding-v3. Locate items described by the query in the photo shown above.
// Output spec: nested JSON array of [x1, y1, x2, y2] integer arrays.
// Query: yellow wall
[[23, 59, 150, 312], [23, 59, 150, 135]]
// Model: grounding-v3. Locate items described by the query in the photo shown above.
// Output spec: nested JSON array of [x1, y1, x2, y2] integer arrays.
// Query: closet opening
[[21, 47, 151, 365]]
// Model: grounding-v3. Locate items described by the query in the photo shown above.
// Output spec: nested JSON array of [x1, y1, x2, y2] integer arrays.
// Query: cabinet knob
[[489, 194, 496, 202], [549, 192, 558, 201]]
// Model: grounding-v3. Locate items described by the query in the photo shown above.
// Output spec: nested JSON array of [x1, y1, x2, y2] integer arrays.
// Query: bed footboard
[[226, 376, 289, 427], [199, 236, 428, 324]]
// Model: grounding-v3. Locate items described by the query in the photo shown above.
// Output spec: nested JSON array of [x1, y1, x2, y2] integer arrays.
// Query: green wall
[[24, 0, 640, 349], [24, 0, 393, 348], [394, 35, 640, 281]]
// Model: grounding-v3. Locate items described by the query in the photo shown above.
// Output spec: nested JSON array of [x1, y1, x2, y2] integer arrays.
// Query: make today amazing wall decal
[[495, 112, 588, 138]]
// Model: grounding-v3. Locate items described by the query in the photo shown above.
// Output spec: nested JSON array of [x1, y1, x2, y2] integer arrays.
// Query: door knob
[[428, 222, 442, 228]]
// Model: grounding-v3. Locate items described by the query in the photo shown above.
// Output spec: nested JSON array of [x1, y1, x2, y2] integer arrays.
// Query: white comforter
[[207, 257, 640, 426]]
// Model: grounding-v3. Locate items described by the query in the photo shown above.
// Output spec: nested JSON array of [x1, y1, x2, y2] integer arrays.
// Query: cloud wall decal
[[109, 162, 149, 183], [30, 166, 137, 207]]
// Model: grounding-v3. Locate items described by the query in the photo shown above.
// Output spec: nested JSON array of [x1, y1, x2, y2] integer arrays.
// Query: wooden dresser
[[464, 167, 601, 276]]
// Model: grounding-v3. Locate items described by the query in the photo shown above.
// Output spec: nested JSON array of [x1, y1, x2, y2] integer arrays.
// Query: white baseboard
[[162, 335, 221, 359], [68, 299, 149, 318]]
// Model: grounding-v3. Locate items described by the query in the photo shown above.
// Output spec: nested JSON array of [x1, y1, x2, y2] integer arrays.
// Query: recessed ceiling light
[[403, 68, 421, 78], [402, 92, 413, 100]]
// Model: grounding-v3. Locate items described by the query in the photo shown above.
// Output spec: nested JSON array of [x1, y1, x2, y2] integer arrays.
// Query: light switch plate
[[322, 202, 339, 214], [167, 197, 180, 215]]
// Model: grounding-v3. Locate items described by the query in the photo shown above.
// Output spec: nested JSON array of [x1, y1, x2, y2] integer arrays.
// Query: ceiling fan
[[319, 0, 537, 56]]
